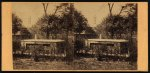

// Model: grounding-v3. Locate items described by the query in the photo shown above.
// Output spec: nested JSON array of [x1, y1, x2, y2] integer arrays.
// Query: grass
[[13, 57, 137, 70]]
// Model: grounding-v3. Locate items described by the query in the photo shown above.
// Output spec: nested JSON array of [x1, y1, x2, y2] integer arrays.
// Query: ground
[[13, 57, 137, 70]]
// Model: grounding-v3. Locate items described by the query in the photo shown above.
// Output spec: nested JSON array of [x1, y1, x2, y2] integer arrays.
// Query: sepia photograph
[[1, 2, 148, 71], [11, 2, 138, 70]]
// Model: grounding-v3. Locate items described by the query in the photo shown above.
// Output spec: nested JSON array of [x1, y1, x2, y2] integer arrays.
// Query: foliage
[[20, 27, 31, 36], [95, 3, 137, 39], [12, 13, 31, 36], [29, 22, 46, 39], [58, 4, 88, 34], [12, 13, 22, 35], [95, 3, 137, 62], [12, 13, 31, 52], [31, 3, 89, 39], [39, 15, 62, 34]]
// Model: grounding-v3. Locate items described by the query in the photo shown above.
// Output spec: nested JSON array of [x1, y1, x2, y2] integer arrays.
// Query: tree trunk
[[111, 32, 114, 39], [46, 30, 49, 39]]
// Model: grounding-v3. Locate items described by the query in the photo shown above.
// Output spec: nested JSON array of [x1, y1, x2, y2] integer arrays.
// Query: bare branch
[[42, 3, 45, 11], [108, 3, 111, 15], [42, 3, 49, 16], [45, 3, 49, 10], [108, 3, 114, 16], [53, 7, 59, 15], [110, 3, 114, 13], [118, 6, 124, 16]]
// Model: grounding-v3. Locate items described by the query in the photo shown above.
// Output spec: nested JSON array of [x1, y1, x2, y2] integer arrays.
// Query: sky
[[12, 2, 127, 28]]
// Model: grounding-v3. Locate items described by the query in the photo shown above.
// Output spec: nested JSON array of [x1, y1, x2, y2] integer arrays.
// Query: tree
[[38, 3, 63, 39], [108, 3, 114, 16], [123, 3, 137, 36], [58, 3, 76, 62], [20, 27, 31, 37], [58, 3, 88, 34], [95, 15, 124, 39], [12, 13, 22, 35], [74, 11, 88, 34], [36, 14, 61, 39], [30, 3, 90, 62], [95, 3, 137, 62], [33, 3, 88, 39], [122, 3, 137, 62], [12, 13, 31, 53], [95, 3, 137, 39], [57, 3, 90, 62]]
